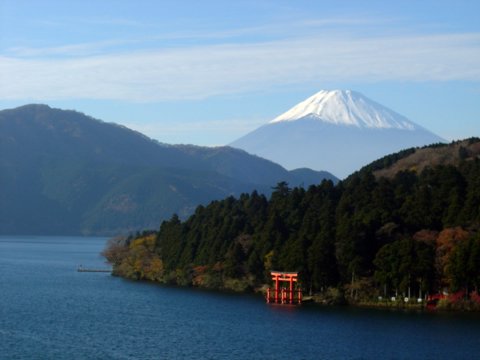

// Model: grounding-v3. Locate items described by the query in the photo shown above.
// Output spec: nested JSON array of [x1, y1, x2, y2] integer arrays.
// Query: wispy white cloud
[[123, 117, 267, 146], [5, 16, 384, 58], [80, 17, 151, 28], [35, 15, 152, 29], [1, 32, 480, 102], [126, 117, 266, 135], [5, 40, 125, 58]]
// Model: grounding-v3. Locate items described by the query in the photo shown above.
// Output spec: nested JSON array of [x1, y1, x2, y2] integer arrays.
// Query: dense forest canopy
[[104, 138, 480, 307]]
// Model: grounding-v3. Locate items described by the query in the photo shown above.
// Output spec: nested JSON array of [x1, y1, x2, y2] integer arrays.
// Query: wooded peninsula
[[103, 139, 480, 310]]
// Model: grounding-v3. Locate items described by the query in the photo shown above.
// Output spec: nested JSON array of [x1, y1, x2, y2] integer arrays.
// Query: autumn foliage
[[103, 141, 480, 307]]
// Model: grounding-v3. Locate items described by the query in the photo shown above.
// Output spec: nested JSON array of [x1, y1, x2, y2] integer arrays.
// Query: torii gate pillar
[[266, 271, 302, 305]]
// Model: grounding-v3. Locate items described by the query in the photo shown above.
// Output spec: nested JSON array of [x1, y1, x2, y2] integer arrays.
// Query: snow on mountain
[[230, 90, 445, 179], [270, 90, 415, 130]]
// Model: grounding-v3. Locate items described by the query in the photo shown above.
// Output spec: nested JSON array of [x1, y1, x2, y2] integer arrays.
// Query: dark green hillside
[[106, 138, 480, 308], [0, 104, 194, 168], [0, 104, 336, 235]]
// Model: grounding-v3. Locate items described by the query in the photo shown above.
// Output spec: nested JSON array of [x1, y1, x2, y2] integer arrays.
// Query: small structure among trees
[[266, 271, 302, 304]]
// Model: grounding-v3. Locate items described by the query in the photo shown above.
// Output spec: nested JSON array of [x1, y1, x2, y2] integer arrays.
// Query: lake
[[1, 236, 479, 359]]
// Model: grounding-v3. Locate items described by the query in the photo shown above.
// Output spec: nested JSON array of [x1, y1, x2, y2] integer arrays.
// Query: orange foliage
[[413, 229, 438, 244], [192, 265, 210, 286], [107, 234, 164, 281], [435, 227, 470, 286], [212, 262, 224, 272], [131, 234, 156, 251], [436, 227, 469, 249]]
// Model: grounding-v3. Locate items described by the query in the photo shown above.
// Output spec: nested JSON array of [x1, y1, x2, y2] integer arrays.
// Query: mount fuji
[[230, 90, 445, 178]]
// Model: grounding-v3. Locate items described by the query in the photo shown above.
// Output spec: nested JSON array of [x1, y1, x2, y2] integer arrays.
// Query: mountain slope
[[362, 138, 480, 179], [230, 90, 445, 178], [175, 144, 338, 187], [0, 104, 337, 235]]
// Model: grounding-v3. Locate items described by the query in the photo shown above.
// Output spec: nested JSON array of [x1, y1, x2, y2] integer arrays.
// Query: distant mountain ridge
[[231, 90, 445, 178], [361, 138, 480, 179], [0, 104, 336, 236]]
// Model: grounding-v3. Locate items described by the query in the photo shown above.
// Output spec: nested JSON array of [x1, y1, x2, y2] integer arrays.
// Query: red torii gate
[[266, 271, 302, 305]]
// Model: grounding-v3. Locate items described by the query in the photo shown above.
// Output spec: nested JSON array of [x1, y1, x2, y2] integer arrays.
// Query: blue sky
[[1, 0, 479, 145]]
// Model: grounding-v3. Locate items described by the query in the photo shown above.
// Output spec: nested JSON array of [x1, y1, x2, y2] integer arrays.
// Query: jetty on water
[[266, 271, 302, 305], [77, 265, 111, 273]]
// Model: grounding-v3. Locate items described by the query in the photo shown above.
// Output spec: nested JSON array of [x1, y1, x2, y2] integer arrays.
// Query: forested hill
[[105, 138, 480, 307], [0, 104, 336, 235]]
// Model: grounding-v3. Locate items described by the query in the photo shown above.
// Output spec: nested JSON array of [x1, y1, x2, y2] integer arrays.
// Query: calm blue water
[[1, 236, 479, 359]]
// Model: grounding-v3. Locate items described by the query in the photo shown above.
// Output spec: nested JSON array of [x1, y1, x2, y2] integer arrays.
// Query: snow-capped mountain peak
[[230, 89, 445, 178], [270, 90, 416, 130]]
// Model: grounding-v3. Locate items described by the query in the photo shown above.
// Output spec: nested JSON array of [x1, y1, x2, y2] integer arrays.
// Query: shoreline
[[111, 272, 480, 313]]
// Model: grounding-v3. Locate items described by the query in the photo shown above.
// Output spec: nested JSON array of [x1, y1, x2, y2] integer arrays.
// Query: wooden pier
[[77, 265, 111, 273]]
